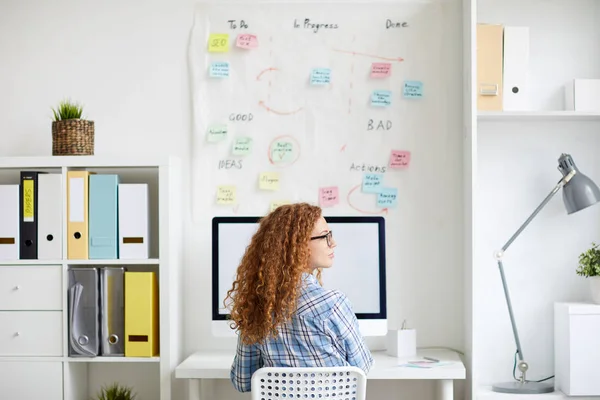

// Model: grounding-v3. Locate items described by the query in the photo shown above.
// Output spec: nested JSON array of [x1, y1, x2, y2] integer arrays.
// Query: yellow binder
[[477, 23, 504, 111], [124, 271, 159, 357], [67, 170, 93, 259]]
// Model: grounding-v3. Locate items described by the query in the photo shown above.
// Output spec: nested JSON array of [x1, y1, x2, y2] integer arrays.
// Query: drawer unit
[[0, 265, 62, 310], [0, 311, 62, 356], [554, 302, 600, 396], [0, 361, 62, 400]]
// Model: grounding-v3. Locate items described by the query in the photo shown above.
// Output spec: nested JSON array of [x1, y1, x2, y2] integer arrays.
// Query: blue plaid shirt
[[230, 272, 374, 392]]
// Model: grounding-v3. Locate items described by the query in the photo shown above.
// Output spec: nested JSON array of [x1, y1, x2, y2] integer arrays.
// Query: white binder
[[502, 26, 530, 111], [118, 183, 149, 259], [0, 185, 19, 260], [38, 173, 63, 260]]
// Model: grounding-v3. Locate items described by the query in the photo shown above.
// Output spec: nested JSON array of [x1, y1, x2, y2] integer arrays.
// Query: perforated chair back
[[251, 366, 367, 400]]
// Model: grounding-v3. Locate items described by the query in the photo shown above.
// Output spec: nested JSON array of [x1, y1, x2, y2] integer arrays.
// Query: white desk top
[[175, 349, 466, 380]]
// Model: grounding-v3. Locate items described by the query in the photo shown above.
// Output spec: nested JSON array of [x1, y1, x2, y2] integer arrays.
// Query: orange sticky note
[[236, 34, 258, 49], [319, 187, 339, 207], [208, 33, 229, 53], [371, 62, 391, 78], [389, 150, 411, 168]]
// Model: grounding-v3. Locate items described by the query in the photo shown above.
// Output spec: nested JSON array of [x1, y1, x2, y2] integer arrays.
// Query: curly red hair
[[223, 202, 323, 345]]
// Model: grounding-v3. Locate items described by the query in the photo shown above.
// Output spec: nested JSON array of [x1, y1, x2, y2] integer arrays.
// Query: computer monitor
[[211, 215, 387, 337]]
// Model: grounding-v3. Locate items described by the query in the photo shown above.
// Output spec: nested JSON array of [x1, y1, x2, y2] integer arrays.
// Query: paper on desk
[[400, 360, 453, 368]]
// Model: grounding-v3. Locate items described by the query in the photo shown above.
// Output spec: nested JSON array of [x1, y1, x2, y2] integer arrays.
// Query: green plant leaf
[[51, 98, 84, 121], [91, 382, 137, 400], [576, 242, 600, 278]]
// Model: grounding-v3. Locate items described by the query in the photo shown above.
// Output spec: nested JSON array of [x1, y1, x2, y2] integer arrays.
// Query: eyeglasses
[[310, 231, 333, 247]]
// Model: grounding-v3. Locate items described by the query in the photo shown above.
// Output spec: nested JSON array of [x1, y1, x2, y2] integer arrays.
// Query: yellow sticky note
[[208, 33, 229, 53], [259, 172, 280, 191], [270, 200, 290, 212], [217, 185, 236, 204]]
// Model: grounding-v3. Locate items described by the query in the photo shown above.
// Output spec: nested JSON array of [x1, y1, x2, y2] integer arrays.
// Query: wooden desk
[[175, 349, 466, 400]]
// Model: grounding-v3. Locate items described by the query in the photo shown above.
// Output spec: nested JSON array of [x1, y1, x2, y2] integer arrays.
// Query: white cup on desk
[[386, 321, 416, 358]]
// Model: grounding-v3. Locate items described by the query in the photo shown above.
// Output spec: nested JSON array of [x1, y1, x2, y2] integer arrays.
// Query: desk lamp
[[492, 153, 600, 394]]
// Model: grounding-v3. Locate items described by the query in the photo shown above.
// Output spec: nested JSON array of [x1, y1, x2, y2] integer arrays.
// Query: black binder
[[19, 171, 39, 259]]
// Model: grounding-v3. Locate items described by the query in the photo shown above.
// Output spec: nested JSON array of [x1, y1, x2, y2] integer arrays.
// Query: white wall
[[0, 1, 465, 399], [474, 0, 600, 391]]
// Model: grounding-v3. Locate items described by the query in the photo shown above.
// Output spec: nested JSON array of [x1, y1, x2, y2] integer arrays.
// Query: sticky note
[[207, 124, 227, 142], [232, 137, 253, 156], [259, 172, 280, 191], [377, 187, 398, 208], [271, 141, 294, 163], [319, 187, 339, 207], [209, 61, 229, 78], [310, 68, 331, 85], [208, 33, 229, 52], [236, 34, 258, 49], [389, 150, 411, 168], [371, 90, 392, 107], [217, 185, 236, 204], [270, 200, 290, 212], [403, 80, 423, 98], [371, 63, 391, 78], [362, 173, 383, 193]]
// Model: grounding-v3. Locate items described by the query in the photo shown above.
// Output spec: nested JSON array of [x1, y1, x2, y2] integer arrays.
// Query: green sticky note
[[271, 141, 294, 163], [232, 137, 253, 156], [207, 124, 227, 142]]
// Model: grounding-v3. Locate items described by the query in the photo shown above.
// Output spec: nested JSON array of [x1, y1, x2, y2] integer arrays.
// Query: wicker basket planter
[[52, 119, 94, 156]]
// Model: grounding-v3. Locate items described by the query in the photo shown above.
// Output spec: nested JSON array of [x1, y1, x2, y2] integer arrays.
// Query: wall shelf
[[478, 111, 600, 121], [66, 357, 160, 363]]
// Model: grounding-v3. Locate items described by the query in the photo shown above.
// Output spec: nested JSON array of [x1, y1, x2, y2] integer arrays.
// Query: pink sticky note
[[370, 62, 391, 78], [389, 150, 411, 168], [236, 34, 259, 49], [319, 186, 339, 207]]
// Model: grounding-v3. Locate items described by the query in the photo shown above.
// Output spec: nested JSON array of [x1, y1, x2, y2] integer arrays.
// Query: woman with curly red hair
[[225, 202, 373, 392]]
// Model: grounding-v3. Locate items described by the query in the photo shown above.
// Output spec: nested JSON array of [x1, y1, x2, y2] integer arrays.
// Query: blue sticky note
[[377, 187, 398, 208], [362, 173, 383, 193], [209, 61, 230, 78], [371, 90, 392, 107], [403, 80, 423, 98], [310, 68, 331, 85]]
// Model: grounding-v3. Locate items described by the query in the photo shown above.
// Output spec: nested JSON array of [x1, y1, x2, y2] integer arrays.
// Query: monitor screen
[[212, 215, 387, 323]]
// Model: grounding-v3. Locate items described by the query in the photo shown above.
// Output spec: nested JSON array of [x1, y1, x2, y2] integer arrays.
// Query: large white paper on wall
[[189, 0, 447, 220]]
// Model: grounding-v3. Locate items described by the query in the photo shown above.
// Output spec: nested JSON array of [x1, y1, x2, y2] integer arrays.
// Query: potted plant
[[51, 99, 94, 155], [92, 383, 136, 400], [576, 242, 600, 304]]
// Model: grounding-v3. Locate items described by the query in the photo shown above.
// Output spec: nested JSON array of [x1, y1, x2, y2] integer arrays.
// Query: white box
[[554, 302, 600, 395], [386, 329, 416, 358], [503, 26, 531, 111], [565, 79, 600, 111]]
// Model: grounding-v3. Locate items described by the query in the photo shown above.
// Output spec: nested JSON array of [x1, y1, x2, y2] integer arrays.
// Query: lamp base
[[492, 381, 554, 394]]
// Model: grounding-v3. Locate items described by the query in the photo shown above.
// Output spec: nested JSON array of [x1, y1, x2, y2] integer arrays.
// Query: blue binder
[[89, 174, 119, 259]]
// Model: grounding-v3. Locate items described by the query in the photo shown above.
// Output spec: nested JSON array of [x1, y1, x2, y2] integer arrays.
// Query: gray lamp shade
[[558, 153, 600, 214]]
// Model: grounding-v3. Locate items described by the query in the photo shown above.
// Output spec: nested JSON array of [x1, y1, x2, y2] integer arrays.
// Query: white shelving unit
[[465, 0, 600, 399], [0, 156, 183, 400]]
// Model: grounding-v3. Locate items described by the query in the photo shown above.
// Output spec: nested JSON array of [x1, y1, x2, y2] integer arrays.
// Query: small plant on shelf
[[51, 98, 95, 156], [576, 242, 600, 278], [51, 99, 84, 121], [576, 242, 600, 305], [92, 383, 137, 400]]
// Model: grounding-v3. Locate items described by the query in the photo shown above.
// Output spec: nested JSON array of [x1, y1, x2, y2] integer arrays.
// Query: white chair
[[251, 366, 367, 400]]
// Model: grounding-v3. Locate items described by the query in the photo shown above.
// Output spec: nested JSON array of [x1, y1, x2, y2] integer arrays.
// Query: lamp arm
[[494, 170, 576, 376]]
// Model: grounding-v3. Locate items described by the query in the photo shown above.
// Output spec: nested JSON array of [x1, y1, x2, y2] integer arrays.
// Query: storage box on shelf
[[0, 156, 182, 400], [554, 302, 600, 396], [474, 0, 600, 120]]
